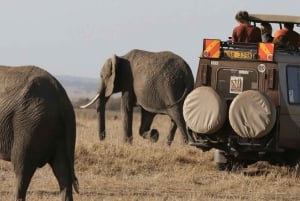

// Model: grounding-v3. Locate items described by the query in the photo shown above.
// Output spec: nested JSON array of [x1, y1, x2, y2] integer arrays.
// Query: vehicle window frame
[[286, 65, 300, 105], [216, 67, 259, 100]]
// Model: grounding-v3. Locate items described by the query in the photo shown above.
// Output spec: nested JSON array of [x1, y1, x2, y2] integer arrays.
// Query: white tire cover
[[229, 90, 276, 138], [183, 87, 227, 134]]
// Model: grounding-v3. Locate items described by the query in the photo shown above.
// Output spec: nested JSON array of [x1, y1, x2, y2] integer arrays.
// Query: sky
[[1, 1, 300, 78]]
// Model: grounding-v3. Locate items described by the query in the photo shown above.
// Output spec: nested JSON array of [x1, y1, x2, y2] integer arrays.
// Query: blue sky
[[1, 1, 300, 78]]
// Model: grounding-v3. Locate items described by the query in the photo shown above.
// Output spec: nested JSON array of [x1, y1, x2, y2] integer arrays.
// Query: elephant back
[[125, 49, 194, 111], [0, 66, 67, 99]]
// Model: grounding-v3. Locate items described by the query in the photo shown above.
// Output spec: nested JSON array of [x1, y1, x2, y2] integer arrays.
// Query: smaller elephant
[[81, 49, 194, 145], [0, 66, 78, 201]]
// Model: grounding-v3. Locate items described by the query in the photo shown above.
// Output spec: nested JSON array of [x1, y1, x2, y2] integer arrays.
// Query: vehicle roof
[[249, 14, 300, 24]]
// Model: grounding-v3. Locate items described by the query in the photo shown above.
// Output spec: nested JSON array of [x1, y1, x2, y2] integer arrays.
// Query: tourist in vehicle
[[273, 35, 289, 49], [232, 10, 262, 43], [273, 23, 300, 49], [260, 22, 273, 42]]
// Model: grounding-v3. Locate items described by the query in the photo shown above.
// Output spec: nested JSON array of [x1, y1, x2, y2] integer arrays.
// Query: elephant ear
[[105, 54, 118, 97]]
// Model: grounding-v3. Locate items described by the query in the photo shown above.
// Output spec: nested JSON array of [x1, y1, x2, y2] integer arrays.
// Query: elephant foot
[[142, 129, 159, 143], [150, 129, 159, 143], [124, 136, 133, 144], [99, 131, 106, 141], [166, 140, 172, 146], [182, 136, 189, 145]]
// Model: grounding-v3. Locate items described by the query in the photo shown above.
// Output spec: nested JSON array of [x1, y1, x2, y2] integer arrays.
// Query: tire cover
[[183, 87, 227, 134], [229, 90, 276, 138]]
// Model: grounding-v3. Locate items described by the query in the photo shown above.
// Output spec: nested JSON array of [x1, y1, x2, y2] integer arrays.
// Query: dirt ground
[[1, 109, 300, 201]]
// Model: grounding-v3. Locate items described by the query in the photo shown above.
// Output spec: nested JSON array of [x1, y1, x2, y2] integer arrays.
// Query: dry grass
[[1, 109, 300, 201]]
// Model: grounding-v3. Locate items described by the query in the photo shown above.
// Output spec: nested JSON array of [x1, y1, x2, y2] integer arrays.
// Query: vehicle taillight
[[202, 39, 221, 58], [258, 43, 274, 61]]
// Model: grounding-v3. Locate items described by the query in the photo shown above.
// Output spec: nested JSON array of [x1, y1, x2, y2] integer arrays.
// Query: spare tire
[[183, 86, 227, 134], [229, 90, 276, 138]]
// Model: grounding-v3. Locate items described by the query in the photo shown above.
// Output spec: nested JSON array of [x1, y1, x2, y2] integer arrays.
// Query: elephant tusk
[[80, 93, 100, 108]]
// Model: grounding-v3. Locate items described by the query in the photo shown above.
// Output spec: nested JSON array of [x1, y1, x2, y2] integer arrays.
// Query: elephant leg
[[98, 111, 106, 140], [139, 109, 159, 142], [12, 157, 36, 201], [167, 106, 189, 145], [49, 151, 74, 201], [121, 92, 134, 143], [167, 120, 177, 146]]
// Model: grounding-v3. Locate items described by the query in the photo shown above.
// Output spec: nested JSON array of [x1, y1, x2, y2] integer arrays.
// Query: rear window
[[287, 65, 300, 104], [216, 68, 258, 99]]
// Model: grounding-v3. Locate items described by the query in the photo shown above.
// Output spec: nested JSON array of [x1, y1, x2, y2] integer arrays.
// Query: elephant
[[81, 49, 194, 145], [0, 66, 79, 201]]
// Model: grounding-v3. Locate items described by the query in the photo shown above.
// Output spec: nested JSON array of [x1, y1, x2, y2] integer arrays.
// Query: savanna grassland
[[1, 108, 300, 201]]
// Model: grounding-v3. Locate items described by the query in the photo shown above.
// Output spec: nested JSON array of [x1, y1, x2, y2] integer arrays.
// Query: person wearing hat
[[232, 10, 262, 43]]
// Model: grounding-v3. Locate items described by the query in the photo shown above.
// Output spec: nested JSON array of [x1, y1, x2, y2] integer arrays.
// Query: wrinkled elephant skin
[[0, 66, 78, 201], [86, 49, 194, 145]]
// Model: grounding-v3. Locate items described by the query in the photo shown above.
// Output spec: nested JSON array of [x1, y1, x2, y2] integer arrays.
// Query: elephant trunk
[[97, 93, 109, 140]]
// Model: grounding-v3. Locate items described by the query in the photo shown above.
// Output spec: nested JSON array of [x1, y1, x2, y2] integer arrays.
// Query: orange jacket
[[273, 28, 300, 49]]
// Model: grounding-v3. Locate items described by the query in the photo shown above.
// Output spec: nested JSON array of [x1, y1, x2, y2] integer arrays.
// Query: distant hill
[[55, 75, 99, 101]]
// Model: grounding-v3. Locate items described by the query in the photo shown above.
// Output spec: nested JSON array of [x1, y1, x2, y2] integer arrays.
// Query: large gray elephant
[[0, 66, 78, 201], [81, 49, 194, 145]]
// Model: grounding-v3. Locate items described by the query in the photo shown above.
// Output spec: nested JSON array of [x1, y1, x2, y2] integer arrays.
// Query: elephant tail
[[61, 91, 80, 193], [66, 106, 80, 193], [167, 79, 194, 108], [41, 71, 79, 193]]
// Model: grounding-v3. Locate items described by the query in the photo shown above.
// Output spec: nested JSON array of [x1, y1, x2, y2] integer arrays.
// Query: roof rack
[[221, 41, 258, 50], [249, 14, 300, 24]]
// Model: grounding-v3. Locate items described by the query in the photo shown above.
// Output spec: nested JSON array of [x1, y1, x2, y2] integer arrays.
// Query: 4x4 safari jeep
[[183, 14, 300, 170]]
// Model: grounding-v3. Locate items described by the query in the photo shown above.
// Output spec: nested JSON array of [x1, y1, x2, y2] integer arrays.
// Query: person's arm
[[232, 27, 237, 42]]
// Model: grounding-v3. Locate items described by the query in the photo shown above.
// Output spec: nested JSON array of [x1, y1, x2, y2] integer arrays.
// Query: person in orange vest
[[232, 10, 262, 43], [273, 35, 289, 49], [273, 23, 300, 49]]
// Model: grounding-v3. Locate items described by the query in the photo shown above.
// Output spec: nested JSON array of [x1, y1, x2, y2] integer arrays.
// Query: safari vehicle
[[183, 14, 300, 170]]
